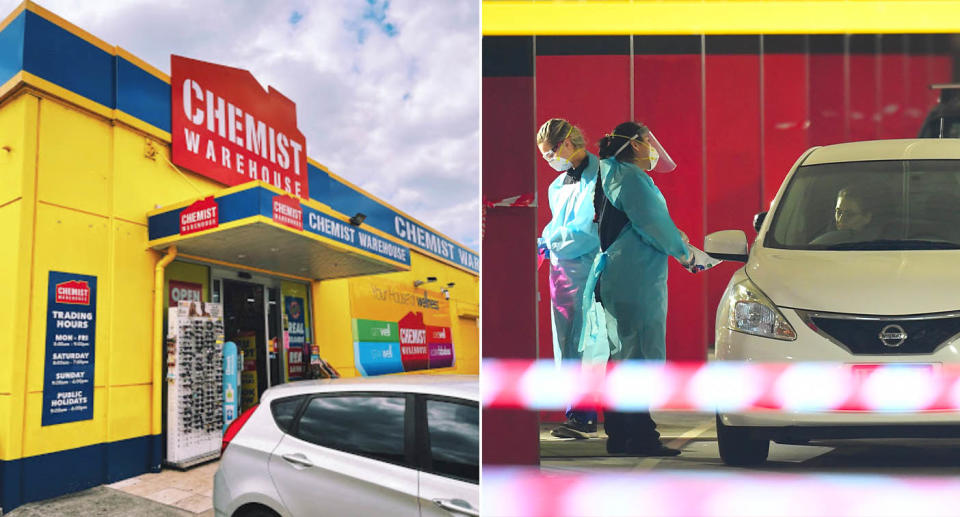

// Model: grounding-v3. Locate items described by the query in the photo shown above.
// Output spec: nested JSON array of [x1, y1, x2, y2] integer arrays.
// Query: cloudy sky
[[2, 0, 479, 252]]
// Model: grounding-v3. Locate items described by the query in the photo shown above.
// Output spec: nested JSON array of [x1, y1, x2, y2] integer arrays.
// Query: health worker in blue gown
[[584, 121, 692, 456], [536, 118, 608, 440]]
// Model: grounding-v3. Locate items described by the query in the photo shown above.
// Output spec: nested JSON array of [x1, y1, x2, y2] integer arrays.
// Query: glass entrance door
[[223, 279, 267, 412]]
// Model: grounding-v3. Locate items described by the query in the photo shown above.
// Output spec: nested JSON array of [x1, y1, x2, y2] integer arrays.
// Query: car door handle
[[432, 498, 479, 517], [281, 453, 313, 469]]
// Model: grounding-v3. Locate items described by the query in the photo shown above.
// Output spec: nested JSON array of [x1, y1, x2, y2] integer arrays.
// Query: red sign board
[[171, 55, 309, 199], [272, 195, 303, 231], [179, 196, 219, 235], [55, 280, 90, 305], [398, 311, 429, 371], [169, 280, 202, 306], [426, 325, 454, 369]]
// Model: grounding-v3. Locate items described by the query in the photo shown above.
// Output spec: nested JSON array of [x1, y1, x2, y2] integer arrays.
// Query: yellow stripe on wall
[[482, 1, 960, 35]]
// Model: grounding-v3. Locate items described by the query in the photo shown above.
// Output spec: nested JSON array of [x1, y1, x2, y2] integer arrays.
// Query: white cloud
[[1, 0, 479, 251]]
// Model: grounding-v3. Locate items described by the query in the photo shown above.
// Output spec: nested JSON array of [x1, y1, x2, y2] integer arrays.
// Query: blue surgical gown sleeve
[[540, 156, 602, 260], [602, 159, 688, 260]]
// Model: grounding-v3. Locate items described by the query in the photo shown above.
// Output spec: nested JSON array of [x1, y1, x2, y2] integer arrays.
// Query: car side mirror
[[705, 230, 749, 262], [753, 211, 767, 232]]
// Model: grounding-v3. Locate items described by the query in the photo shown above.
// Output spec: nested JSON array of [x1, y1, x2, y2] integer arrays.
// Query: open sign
[[169, 280, 202, 306]]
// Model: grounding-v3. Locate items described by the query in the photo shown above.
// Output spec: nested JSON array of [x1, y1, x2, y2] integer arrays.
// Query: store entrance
[[221, 279, 283, 412]]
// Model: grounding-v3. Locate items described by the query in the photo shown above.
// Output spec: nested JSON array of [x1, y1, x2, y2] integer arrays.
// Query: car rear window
[[271, 395, 305, 432], [294, 394, 407, 466], [425, 398, 478, 483]]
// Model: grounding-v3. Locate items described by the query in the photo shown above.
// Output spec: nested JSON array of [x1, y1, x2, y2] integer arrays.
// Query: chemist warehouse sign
[[171, 55, 308, 199]]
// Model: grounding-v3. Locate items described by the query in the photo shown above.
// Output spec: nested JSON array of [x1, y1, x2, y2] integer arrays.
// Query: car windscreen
[[765, 159, 960, 251]]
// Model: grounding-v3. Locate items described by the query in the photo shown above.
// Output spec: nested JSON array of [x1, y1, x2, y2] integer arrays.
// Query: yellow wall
[[313, 250, 480, 378], [0, 90, 227, 460]]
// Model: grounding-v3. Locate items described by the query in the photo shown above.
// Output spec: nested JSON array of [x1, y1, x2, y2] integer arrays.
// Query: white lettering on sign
[[171, 288, 200, 303], [401, 345, 428, 355], [181, 77, 304, 193], [393, 216, 457, 260], [399, 329, 426, 344]]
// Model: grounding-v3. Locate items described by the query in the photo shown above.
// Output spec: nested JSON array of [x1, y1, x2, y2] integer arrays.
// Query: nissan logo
[[878, 324, 908, 347]]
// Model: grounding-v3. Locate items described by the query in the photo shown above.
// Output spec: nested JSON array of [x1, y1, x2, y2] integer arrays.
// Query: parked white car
[[213, 375, 479, 517], [707, 139, 960, 466]]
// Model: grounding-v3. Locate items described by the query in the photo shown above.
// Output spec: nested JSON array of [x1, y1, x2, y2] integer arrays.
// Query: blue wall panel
[[23, 11, 114, 109], [0, 11, 24, 87], [117, 56, 170, 131], [0, 435, 160, 513]]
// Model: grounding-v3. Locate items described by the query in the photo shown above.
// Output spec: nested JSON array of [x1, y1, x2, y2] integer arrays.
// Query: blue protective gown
[[540, 152, 608, 366], [580, 158, 689, 362]]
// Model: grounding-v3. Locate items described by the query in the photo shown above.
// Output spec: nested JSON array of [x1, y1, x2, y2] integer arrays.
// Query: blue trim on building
[[0, 11, 24, 87], [23, 11, 114, 109], [1, 8, 478, 272], [0, 434, 161, 514], [147, 187, 262, 240], [116, 56, 170, 131]]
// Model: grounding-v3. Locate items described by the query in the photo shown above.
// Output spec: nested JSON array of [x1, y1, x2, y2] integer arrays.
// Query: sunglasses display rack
[[165, 301, 224, 469]]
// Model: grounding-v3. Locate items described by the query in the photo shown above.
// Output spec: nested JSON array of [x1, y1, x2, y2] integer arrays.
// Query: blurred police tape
[[482, 360, 960, 413], [482, 468, 960, 517]]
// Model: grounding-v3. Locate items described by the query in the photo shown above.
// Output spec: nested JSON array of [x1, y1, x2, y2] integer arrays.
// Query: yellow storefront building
[[0, 2, 479, 511]]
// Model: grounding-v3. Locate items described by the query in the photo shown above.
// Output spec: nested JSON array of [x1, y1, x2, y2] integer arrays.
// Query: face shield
[[646, 131, 676, 173]]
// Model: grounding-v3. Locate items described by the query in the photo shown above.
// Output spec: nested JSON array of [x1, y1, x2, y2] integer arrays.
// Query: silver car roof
[[259, 374, 479, 403], [804, 138, 960, 165]]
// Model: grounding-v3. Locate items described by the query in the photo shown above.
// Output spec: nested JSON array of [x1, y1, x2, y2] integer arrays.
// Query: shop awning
[[147, 182, 412, 280]]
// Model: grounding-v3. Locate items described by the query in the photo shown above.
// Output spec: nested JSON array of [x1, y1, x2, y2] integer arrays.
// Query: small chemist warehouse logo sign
[[55, 280, 90, 305], [171, 55, 309, 199], [272, 195, 303, 231], [180, 196, 220, 235]]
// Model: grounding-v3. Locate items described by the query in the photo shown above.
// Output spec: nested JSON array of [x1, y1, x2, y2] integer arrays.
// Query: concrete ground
[[540, 411, 960, 474], [7, 462, 217, 517]]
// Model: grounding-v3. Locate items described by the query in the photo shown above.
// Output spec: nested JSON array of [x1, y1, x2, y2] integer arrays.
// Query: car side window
[[271, 395, 304, 432], [295, 395, 407, 466], [425, 398, 478, 484]]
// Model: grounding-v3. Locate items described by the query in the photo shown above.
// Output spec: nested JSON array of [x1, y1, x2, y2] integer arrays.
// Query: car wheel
[[235, 504, 281, 517], [716, 413, 769, 466]]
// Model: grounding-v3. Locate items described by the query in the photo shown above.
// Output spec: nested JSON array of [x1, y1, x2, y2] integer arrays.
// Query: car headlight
[[726, 277, 796, 340]]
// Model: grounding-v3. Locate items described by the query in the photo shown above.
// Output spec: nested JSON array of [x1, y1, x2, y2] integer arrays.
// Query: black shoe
[[606, 439, 681, 457], [550, 419, 598, 439]]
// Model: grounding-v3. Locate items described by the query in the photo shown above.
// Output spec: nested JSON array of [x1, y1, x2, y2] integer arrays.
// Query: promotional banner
[[171, 55, 309, 199], [222, 341, 238, 429], [235, 332, 259, 411], [285, 296, 306, 380], [349, 277, 455, 376], [42, 271, 97, 426]]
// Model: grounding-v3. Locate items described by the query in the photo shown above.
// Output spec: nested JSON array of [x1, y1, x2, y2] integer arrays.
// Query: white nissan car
[[707, 139, 960, 466], [213, 375, 479, 517]]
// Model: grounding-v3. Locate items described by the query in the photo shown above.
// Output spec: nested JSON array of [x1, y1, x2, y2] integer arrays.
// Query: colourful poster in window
[[285, 296, 306, 380], [348, 277, 455, 376], [234, 332, 259, 411]]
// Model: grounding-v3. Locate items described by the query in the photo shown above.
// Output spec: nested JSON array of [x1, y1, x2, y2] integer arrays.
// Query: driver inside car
[[810, 186, 882, 245]]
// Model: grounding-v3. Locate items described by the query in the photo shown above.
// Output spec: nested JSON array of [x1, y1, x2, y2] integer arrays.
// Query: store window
[[425, 399, 479, 483], [295, 395, 408, 466]]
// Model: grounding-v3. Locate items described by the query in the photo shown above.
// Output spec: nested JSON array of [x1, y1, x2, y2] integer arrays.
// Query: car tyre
[[716, 413, 769, 466], [235, 504, 281, 517]]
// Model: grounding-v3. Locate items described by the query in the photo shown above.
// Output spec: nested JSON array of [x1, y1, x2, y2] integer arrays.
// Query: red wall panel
[[705, 41, 762, 346], [848, 36, 880, 142], [763, 45, 810, 206], [534, 52, 632, 362], [878, 36, 910, 139], [634, 50, 708, 361], [809, 37, 846, 146], [482, 35, 540, 466]]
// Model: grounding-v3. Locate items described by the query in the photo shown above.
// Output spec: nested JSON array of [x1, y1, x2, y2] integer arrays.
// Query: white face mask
[[648, 145, 659, 171], [547, 156, 573, 172]]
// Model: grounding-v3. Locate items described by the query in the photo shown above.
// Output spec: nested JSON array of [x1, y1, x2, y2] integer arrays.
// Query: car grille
[[795, 310, 960, 355]]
